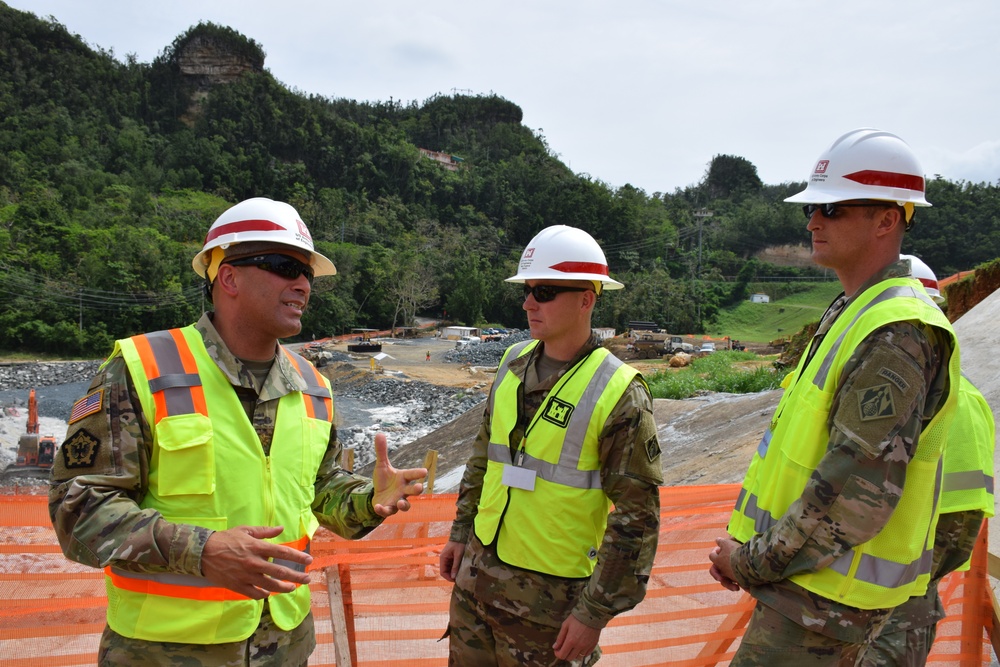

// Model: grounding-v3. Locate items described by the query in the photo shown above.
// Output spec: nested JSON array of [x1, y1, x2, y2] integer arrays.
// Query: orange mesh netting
[[0, 485, 991, 666]]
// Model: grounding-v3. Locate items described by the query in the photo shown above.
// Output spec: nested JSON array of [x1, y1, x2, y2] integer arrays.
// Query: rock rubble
[[442, 330, 532, 365], [0, 361, 103, 391]]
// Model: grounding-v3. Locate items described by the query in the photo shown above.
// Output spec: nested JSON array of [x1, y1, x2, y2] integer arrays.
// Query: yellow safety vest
[[474, 340, 640, 578], [729, 279, 960, 609], [105, 326, 333, 643], [939, 375, 995, 517]]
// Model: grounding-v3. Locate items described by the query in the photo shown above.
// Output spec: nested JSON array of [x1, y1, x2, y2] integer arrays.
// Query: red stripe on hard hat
[[549, 261, 609, 276], [843, 170, 924, 193], [205, 219, 285, 243], [917, 277, 938, 290]]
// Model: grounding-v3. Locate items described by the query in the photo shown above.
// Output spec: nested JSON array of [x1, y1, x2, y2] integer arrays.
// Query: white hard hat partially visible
[[901, 254, 943, 303], [785, 128, 931, 208], [192, 197, 337, 278], [506, 225, 624, 290]]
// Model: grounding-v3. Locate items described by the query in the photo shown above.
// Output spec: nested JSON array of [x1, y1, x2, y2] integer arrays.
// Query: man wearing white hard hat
[[709, 130, 961, 665], [860, 256, 994, 666], [439, 225, 662, 665], [51, 197, 427, 665]]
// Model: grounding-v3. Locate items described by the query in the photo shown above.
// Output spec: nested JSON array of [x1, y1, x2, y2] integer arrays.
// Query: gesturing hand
[[201, 525, 313, 599], [371, 432, 427, 517]]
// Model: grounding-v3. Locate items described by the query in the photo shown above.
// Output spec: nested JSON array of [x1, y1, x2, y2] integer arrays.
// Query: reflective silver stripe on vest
[[756, 429, 772, 459], [144, 330, 201, 416], [813, 286, 935, 390], [486, 350, 624, 491], [487, 340, 534, 415], [827, 546, 934, 589], [560, 352, 625, 469], [487, 443, 602, 489], [944, 470, 995, 494], [283, 348, 333, 422]]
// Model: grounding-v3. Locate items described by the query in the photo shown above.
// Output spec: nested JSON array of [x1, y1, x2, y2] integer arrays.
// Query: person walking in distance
[[50, 197, 427, 666], [709, 129, 961, 665], [440, 225, 662, 665]]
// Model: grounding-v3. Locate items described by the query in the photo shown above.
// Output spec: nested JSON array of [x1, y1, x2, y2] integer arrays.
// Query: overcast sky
[[10, 1, 1000, 195]]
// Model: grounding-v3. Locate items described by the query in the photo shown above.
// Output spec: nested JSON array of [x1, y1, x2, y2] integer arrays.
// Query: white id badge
[[502, 464, 537, 491]]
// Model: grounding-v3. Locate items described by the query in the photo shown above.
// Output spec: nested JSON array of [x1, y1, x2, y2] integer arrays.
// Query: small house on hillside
[[749, 293, 770, 304]]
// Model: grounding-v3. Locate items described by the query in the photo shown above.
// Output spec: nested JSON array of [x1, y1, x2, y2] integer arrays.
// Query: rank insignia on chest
[[542, 397, 575, 428], [857, 384, 896, 421], [62, 429, 100, 469]]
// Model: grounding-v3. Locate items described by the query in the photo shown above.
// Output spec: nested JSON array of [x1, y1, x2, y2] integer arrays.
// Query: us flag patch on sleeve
[[69, 390, 103, 424]]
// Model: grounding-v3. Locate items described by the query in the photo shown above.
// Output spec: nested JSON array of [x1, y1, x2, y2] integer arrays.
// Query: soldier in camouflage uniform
[[709, 130, 960, 666], [860, 258, 993, 667], [439, 226, 662, 666], [49, 198, 427, 666]]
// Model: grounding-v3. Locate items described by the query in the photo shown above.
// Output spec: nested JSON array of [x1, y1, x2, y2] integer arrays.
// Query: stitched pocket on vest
[[156, 413, 216, 496]]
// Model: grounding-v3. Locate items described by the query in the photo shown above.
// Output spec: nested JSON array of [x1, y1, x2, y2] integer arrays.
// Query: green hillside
[[707, 281, 843, 343]]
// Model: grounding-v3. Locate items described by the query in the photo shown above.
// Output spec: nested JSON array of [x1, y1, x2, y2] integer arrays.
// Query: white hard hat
[[506, 225, 624, 290], [785, 129, 931, 208], [901, 254, 943, 303], [192, 197, 336, 279]]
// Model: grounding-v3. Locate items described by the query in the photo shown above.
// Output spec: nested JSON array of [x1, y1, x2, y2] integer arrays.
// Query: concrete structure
[[750, 293, 770, 303], [440, 325, 481, 341]]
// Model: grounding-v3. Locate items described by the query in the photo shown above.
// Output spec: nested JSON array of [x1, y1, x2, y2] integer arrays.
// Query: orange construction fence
[[0, 484, 992, 666]]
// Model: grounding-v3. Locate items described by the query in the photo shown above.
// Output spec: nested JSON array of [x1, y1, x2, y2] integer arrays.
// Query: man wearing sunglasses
[[710, 129, 961, 666], [440, 225, 662, 665], [50, 197, 427, 666]]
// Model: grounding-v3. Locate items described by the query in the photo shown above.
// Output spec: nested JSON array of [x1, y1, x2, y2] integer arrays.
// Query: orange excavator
[[16, 389, 56, 468]]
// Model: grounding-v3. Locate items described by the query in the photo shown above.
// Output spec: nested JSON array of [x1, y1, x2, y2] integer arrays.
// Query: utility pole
[[693, 209, 713, 330]]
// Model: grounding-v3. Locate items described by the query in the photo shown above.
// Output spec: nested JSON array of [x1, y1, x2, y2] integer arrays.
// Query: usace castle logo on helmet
[[814, 160, 830, 174], [295, 218, 313, 245], [519, 247, 536, 271]]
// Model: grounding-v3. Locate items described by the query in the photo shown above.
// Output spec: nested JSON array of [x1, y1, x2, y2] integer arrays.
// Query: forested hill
[[2, 3, 999, 356]]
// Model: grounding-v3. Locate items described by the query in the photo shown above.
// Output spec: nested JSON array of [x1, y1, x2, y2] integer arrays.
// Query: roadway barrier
[[0, 485, 991, 665]]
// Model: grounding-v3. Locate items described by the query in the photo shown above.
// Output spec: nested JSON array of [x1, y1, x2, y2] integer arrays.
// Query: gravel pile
[[333, 372, 487, 468], [442, 330, 532, 365], [0, 361, 103, 391]]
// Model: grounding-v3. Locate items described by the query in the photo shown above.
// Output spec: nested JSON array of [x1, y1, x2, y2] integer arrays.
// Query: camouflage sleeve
[[448, 407, 491, 545], [930, 510, 984, 581], [48, 355, 210, 576], [574, 378, 662, 628], [731, 322, 948, 588], [312, 426, 384, 539]]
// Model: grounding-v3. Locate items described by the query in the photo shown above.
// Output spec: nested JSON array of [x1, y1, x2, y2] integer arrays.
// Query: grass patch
[[646, 351, 789, 399], [709, 281, 842, 343]]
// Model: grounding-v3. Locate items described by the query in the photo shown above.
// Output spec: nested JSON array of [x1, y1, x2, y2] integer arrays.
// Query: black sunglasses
[[802, 202, 891, 220], [224, 254, 314, 284], [522, 284, 592, 303]]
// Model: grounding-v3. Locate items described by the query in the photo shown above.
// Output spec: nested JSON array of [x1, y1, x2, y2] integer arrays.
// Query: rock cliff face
[[176, 35, 263, 124]]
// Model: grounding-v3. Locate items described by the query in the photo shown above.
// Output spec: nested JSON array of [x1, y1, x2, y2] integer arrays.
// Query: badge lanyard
[[503, 346, 595, 491]]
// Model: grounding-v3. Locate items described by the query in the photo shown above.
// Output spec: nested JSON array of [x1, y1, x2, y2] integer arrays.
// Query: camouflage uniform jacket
[[49, 313, 384, 579], [449, 334, 663, 630], [728, 260, 956, 643]]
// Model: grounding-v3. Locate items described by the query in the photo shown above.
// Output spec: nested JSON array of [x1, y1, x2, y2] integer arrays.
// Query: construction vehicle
[[16, 389, 57, 468], [630, 334, 695, 359], [347, 328, 382, 353]]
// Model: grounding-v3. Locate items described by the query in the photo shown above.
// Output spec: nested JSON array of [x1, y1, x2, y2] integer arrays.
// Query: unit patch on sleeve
[[62, 429, 101, 469], [857, 384, 896, 421], [541, 397, 575, 428], [68, 389, 103, 424]]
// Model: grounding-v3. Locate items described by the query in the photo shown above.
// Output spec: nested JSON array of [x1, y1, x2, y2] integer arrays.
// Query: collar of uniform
[[194, 312, 306, 400], [846, 258, 911, 307], [507, 332, 605, 391]]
